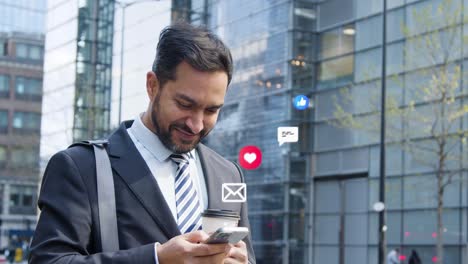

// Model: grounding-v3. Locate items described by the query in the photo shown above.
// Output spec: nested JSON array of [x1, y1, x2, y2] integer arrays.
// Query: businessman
[[29, 23, 255, 264]]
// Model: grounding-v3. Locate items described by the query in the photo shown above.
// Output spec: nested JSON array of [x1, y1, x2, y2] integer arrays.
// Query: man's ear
[[146, 71, 160, 101]]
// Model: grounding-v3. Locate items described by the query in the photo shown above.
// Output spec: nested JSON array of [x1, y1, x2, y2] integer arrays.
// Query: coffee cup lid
[[201, 209, 240, 219]]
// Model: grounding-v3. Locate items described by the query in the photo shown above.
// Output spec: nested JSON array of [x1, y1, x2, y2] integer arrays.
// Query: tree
[[331, 0, 468, 263]]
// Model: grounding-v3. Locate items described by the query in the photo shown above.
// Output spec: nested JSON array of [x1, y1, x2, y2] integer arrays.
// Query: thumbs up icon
[[293, 95, 309, 110]]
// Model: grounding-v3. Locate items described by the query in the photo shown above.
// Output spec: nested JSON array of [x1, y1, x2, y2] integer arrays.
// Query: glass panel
[[249, 213, 283, 241], [0, 110, 8, 132], [368, 212, 402, 245], [404, 174, 437, 209], [355, 0, 382, 18], [314, 246, 339, 264], [354, 48, 382, 82], [387, 8, 404, 42], [316, 151, 339, 175], [248, 184, 284, 211], [15, 77, 42, 100], [369, 144, 403, 177], [253, 244, 283, 264], [387, 42, 404, 75], [355, 15, 382, 51], [294, 2, 316, 30], [344, 246, 367, 264], [12, 111, 41, 132], [314, 215, 340, 244], [317, 55, 354, 90], [369, 178, 401, 210], [0, 74, 10, 97], [319, 0, 354, 29], [344, 214, 367, 245], [16, 43, 28, 58], [0, 145, 6, 167], [29, 45, 42, 60], [10, 193, 20, 207], [345, 178, 368, 213], [11, 147, 38, 168], [320, 25, 355, 59], [315, 180, 340, 213]]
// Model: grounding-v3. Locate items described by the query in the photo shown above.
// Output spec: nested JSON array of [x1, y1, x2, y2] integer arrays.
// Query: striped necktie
[[170, 153, 202, 233]]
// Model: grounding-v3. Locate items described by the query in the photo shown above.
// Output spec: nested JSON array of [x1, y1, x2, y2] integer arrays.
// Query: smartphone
[[204, 227, 249, 244]]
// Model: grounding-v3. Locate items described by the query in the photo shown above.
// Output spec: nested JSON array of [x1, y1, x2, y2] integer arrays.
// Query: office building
[[41, 0, 115, 161], [175, 0, 468, 263], [0, 0, 46, 248]]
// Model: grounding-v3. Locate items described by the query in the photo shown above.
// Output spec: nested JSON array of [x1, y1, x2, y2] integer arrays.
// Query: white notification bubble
[[277, 126, 299, 146]]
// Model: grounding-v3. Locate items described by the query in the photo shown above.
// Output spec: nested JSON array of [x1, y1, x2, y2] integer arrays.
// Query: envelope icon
[[222, 183, 247, 203]]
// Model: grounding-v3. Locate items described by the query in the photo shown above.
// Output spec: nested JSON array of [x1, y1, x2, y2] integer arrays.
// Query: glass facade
[[170, 0, 468, 263], [41, 0, 115, 161], [0, 0, 46, 34], [73, 0, 114, 140], [311, 0, 468, 263], [172, 0, 317, 263]]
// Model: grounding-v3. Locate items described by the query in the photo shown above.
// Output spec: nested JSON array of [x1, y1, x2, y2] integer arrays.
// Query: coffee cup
[[201, 209, 240, 234]]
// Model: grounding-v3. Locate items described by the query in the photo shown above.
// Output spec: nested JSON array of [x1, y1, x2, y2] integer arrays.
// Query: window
[[12, 111, 41, 133], [355, 0, 382, 18], [1, 40, 7, 56], [29, 45, 41, 60], [0, 110, 8, 133], [16, 43, 28, 58], [355, 15, 382, 51], [319, 24, 355, 59], [0, 74, 9, 98], [319, 0, 354, 29], [11, 147, 38, 169], [387, 8, 404, 42], [9, 185, 37, 215], [317, 55, 354, 90], [15, 77, 42, 101], [0, 145, 6, 168], [9, 193, 20, 207], [16, 43, 43, 60], [354, 48, 382, 82]]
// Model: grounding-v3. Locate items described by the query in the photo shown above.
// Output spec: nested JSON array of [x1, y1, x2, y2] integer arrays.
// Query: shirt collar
[[129, 113, 196, 162]]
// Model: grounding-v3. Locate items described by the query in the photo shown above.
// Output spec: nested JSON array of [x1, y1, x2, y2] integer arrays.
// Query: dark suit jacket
[[29, 121, 256, 264]]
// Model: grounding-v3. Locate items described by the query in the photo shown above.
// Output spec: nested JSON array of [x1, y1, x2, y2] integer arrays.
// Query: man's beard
[[150, 98, 210, 154]]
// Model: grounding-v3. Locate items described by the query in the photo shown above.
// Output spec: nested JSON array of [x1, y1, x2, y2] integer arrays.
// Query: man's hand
[[223, 240, 248, 264], [157, 231, 231, 264]]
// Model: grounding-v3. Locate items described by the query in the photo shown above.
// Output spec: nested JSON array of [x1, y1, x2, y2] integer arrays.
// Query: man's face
[[147, 61, 227, 153]]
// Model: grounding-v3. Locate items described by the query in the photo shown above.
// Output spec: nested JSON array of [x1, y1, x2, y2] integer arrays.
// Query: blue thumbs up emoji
[[293, 95, 309, 110]]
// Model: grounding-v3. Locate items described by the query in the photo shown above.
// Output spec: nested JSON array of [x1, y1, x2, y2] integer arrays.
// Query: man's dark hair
[[152, 23, 233, 88]]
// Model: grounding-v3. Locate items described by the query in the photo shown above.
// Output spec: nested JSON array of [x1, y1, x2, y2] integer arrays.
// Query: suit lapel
[[197, 144, 237, 211], [106, 121, 181, 239]]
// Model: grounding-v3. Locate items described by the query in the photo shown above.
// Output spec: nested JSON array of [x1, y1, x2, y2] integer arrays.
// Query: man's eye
[[177, 101, 191, 108]]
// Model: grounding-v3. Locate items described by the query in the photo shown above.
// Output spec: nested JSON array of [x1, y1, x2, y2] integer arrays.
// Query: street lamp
[[378, 0, 388, 264], [115, 0, 162, 124]]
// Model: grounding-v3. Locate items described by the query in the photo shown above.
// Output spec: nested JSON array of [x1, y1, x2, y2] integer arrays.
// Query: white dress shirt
[[127, 114, 208, 263]]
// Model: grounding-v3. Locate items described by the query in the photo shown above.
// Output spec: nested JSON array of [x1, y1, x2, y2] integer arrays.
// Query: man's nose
[[186, 112, 204, 134]]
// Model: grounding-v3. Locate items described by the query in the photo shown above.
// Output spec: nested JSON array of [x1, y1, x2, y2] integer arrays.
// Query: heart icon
[[238, 145, 262, 170], [243, 153, 257, 164]]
